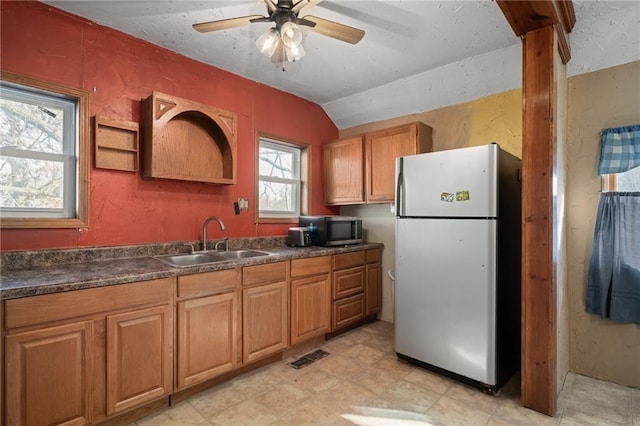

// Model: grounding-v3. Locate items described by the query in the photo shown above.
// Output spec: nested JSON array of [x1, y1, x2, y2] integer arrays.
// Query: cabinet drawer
[[242, 261, 287, 287], [333, 251, 365, 270], [366, 248, 382, 263], [5, 278, 173, 330], [333, 266, 365, 299], [177, 268, 240, 298], [332, 293, 365, 331], [291, 255, 331, 278]]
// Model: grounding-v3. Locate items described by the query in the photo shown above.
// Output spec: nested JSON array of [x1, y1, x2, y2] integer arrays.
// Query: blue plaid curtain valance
[[598, 124, 640, 175]]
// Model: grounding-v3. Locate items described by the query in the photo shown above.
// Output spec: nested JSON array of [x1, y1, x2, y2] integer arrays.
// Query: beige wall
[[566, 61, 640, 387], [341, 90, 522, 158]]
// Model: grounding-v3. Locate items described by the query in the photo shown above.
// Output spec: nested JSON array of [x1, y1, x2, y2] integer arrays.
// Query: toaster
[[287, 227, 311, 247]]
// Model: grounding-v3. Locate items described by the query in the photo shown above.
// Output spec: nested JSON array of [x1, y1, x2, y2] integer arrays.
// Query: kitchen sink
[[215, 249, 271, 259], [153, 250, 271, 267], [153, 252, 227, 267]]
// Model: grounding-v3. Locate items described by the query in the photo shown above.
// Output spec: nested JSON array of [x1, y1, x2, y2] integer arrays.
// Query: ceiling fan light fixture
[[285, 43, 305, 62], [280, 21, 303, 48], [256, 27, 280, 57]]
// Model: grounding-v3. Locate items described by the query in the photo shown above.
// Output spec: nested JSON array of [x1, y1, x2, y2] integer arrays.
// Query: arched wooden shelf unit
[[141, 91, 237, 184]]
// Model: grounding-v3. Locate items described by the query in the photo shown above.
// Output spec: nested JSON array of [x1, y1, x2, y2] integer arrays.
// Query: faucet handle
[[214, 237, 229, 252], [183, 243, 195, 254]]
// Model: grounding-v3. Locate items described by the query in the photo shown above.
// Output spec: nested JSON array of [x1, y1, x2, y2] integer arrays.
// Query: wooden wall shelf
[[141, 92, 237, 184], [95, 116, 139, 172]]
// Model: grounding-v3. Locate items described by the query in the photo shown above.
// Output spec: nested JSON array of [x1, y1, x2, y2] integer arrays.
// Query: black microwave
[[298, 216, 363, 246]]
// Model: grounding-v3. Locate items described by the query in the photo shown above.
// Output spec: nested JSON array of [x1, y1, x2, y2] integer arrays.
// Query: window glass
[[1, 86, 76, 217], [257, 137, 305, 220], [604, 166, 640, 192], [0, 71, 88, 228], [614, 166, 640, 191]]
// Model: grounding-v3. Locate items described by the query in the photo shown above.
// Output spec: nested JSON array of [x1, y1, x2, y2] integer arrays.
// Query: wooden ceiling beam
[[496, 0, 575, 63]]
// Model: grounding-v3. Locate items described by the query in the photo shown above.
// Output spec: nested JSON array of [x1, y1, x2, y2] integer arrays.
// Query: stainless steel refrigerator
[[394, 143, 521, 393]]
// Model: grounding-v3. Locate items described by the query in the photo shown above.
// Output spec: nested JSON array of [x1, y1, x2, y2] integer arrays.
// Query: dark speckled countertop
[[0, 237, 383, 300]]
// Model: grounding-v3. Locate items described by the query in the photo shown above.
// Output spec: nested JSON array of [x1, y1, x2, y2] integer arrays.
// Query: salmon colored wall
[[0, 1, 338, 251]]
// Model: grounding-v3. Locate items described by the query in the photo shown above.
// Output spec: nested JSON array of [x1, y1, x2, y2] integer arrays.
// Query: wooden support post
[[521, 25, 557, 416]]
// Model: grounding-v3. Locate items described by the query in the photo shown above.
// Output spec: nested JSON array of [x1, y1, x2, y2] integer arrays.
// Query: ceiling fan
[[193, 0, 365, 64]]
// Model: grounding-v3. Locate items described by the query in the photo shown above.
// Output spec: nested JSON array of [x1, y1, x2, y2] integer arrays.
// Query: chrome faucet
[[202, 216, 228, 251]]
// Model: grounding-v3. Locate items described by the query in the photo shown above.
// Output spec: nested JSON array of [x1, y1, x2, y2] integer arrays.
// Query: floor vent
[[288, 348, 330, 369]]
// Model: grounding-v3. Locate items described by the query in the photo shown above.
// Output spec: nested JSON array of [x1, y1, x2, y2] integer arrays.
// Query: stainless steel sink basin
[[153, 252, 227, 267], [153, 250, 270, 267], [215, 249, 271, 259]]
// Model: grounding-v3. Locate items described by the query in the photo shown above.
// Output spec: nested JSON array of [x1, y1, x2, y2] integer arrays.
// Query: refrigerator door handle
[[396, 157, 404, 216]]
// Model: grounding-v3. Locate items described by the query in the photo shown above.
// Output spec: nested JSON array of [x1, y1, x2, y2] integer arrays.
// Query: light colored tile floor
[[135, 321, 639, 425]]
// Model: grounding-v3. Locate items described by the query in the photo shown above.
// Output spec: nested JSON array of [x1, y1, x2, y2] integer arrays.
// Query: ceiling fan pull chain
[[282, 44, 286, 72]]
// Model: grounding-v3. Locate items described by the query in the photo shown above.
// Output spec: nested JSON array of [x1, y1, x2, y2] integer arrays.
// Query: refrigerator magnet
[[441, 192, 455, 202], [456, 191, 470, 201]]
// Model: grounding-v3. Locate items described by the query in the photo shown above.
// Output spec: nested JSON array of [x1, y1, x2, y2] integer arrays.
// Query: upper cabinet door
[[366, 122, 432, 203], [323, 136, 365, 205]]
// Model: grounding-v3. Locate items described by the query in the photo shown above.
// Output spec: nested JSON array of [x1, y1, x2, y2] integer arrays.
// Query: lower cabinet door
[[176, 292, 238, 390], [6, 321, 94, 426], [290, 274, 331, 345], [106, 305, 172, 415], [332, 293, 366, 331], [242, 281, 288, 363], [366, 262, 382, 315]]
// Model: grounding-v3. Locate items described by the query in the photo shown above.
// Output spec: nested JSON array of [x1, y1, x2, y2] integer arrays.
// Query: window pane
[[0, 156, 64, 209], [1, 80, 77, 220], [0, 95, 65, 154], [259, 145, 294, 179], [615, 166, 640, 191], [259, 180, 298, 213]]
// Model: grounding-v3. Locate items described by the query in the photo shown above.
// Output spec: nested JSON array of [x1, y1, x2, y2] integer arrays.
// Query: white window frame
[[256, 134, 309, 223], [0, 71, 89, 229]]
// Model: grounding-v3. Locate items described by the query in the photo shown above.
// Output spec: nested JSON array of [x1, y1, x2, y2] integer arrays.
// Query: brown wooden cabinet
[[6, 321, 94, 425], [3, 278, 173, 425], [331, 251, 366, 331], [242, 262, 288, 364], [365, 248, 382, 315], [106, 305, 172, 415], [323, 122, 432, 205], [141, 91, 238, 184], [2, 249, 385, 424], [365, 122, 432, 203], [175, 269, 240, 391], [290, 256, 331, 345], [323, 136, 365, 205]]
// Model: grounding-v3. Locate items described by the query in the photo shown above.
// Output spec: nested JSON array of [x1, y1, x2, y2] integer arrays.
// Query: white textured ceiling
[[43, 1, 640, 129]]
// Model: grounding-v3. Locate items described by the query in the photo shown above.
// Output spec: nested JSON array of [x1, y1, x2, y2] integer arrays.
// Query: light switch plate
[[237, 198, 249, 211]]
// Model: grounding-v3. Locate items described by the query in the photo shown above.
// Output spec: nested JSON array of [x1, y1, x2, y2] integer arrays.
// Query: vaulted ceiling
[[44, 1, 640, 128]]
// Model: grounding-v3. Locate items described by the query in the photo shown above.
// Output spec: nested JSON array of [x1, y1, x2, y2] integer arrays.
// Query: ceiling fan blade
[[303, 15, 364, 44], [262, 0, 277, 13], [292, 0, 323, 14], [193, 15, 265, 33]]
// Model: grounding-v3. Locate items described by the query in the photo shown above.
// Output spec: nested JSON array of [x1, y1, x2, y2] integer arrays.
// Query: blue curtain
[[598, 124, 640, 175], [586, 192, 640, 325], [587, 125, 640, 324]]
